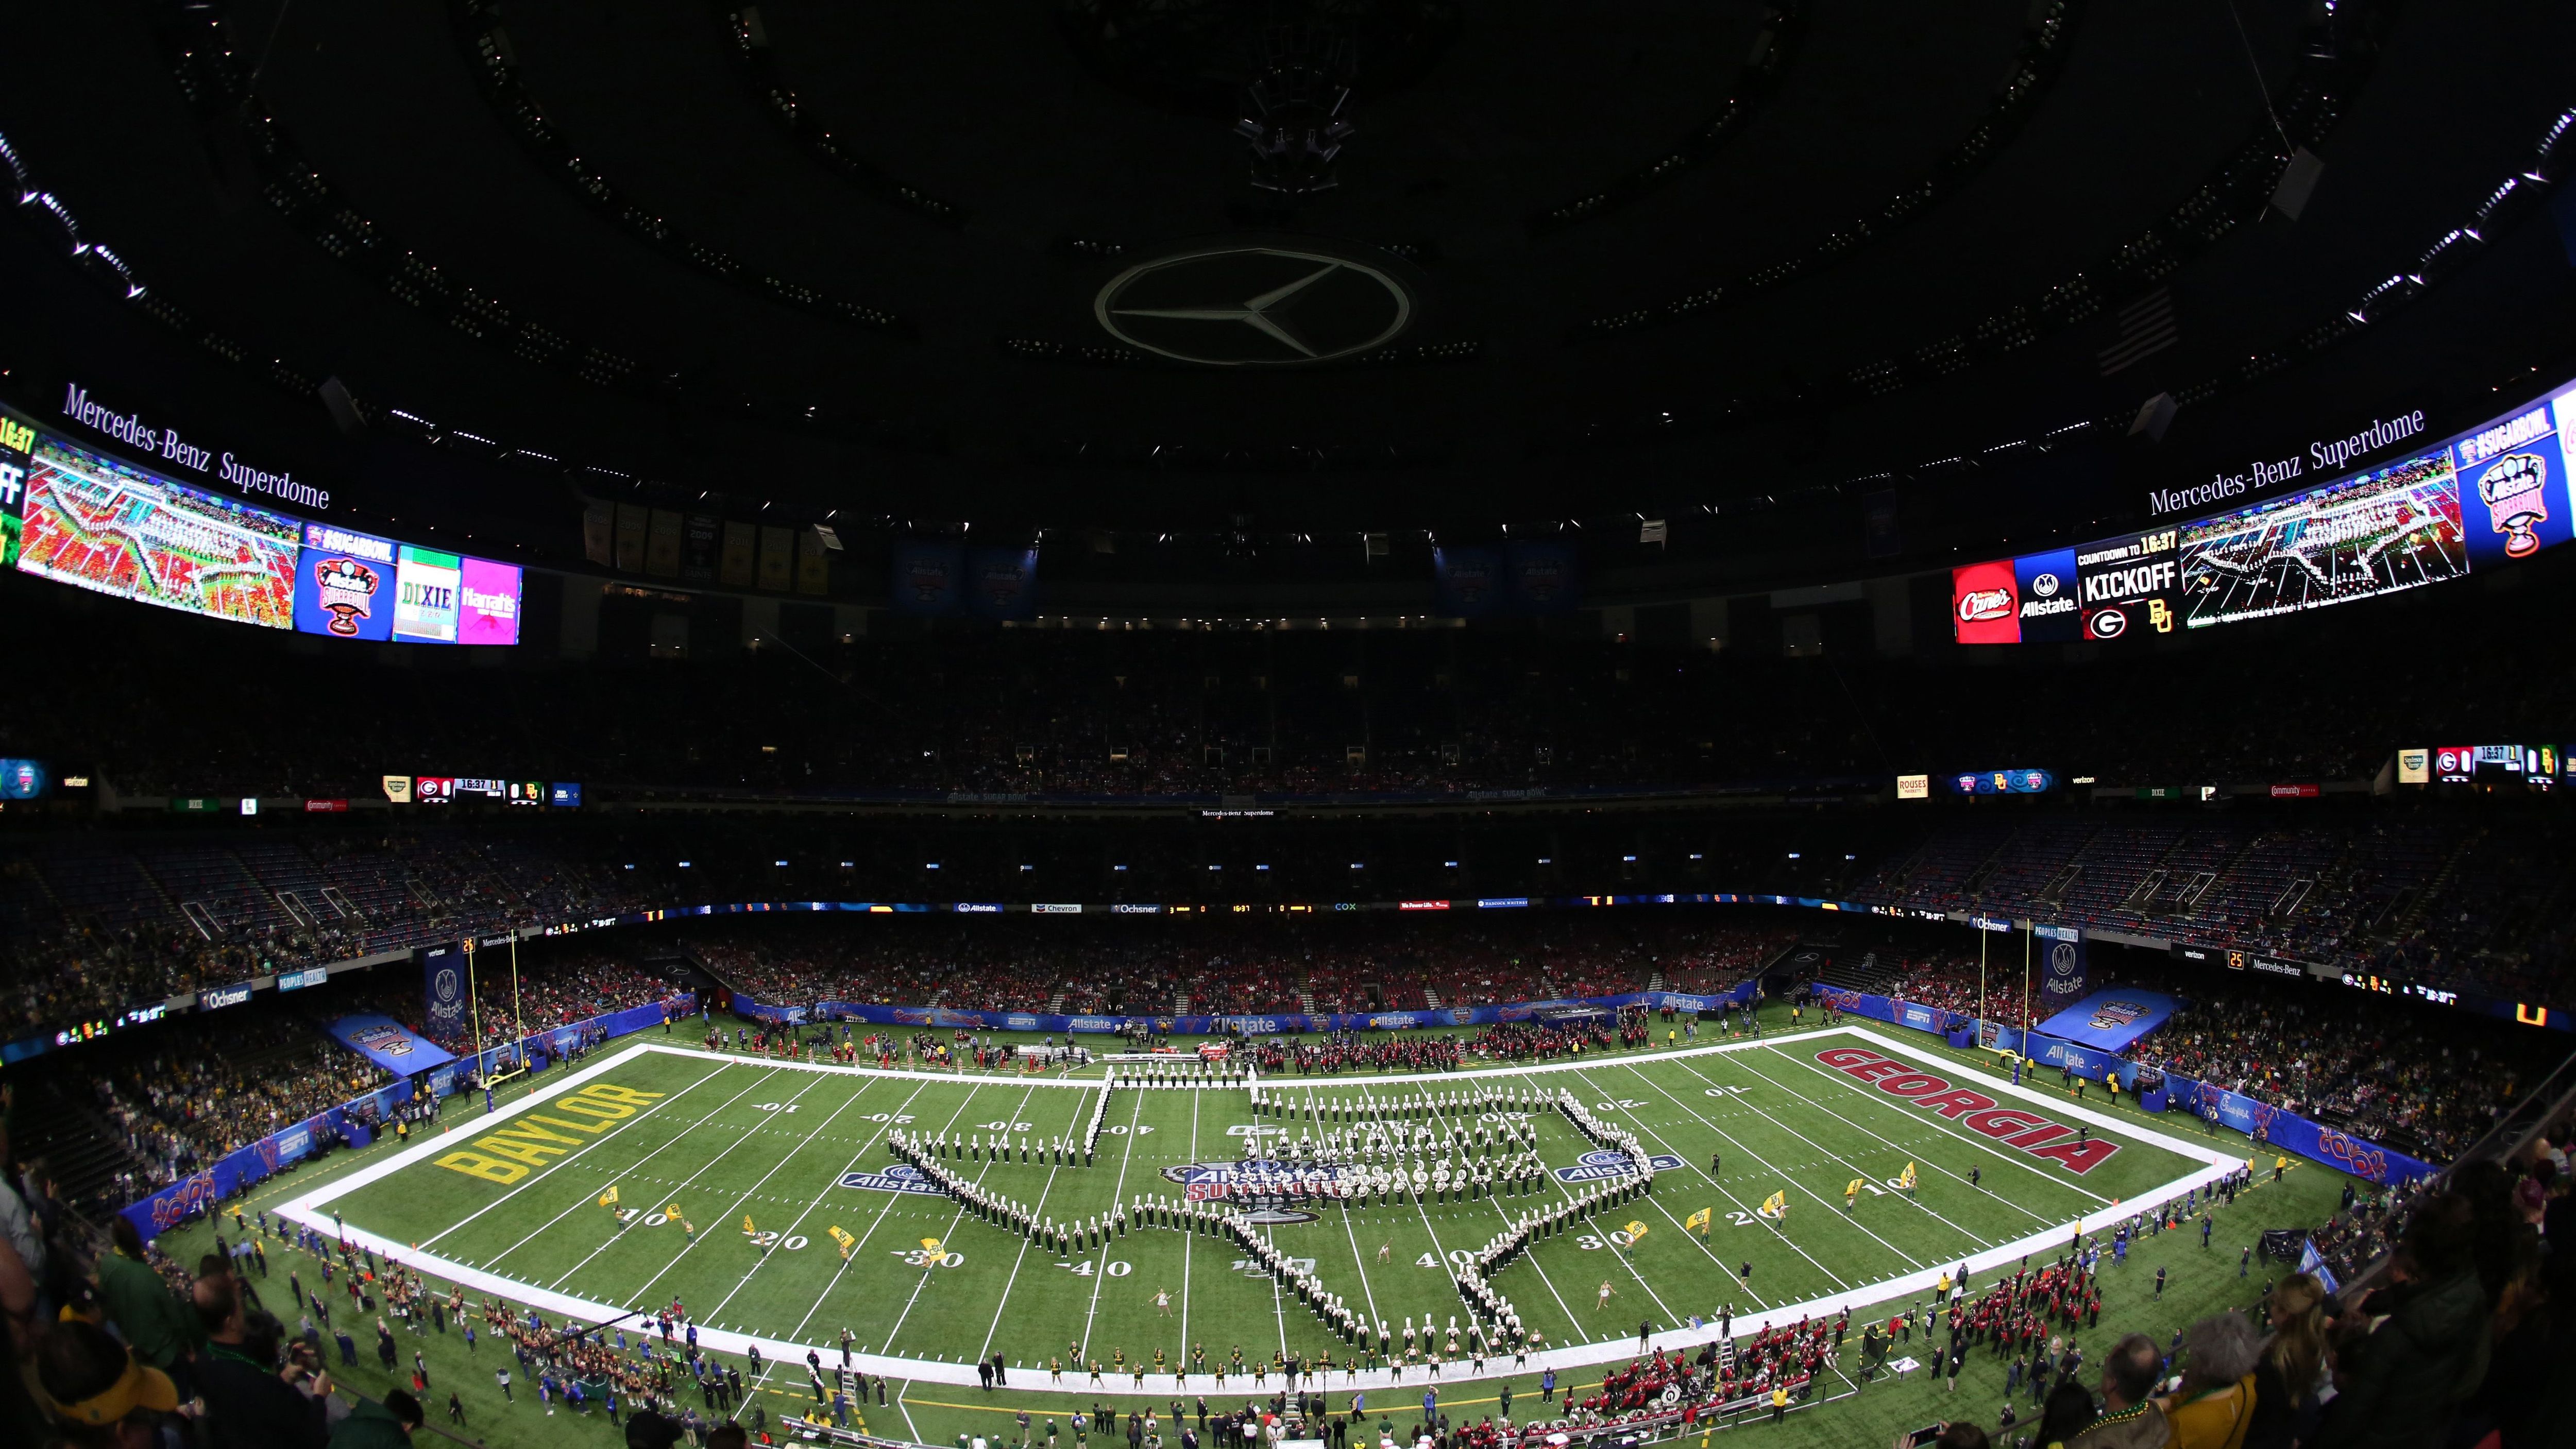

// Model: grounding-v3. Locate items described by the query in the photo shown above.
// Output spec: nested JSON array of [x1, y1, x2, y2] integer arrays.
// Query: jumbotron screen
[[15, 434, 299, 628], [1957, 380, 2576, 643]]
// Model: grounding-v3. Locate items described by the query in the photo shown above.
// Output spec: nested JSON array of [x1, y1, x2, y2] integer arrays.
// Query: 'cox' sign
[[1816, 1048, 2121, 1175]]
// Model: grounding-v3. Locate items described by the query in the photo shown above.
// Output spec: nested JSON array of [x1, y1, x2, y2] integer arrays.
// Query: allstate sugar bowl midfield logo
[[1161, 1160, 1357, 1224], [1553, 1150, 1686, 1185], [838, 1164, 947, 1198]]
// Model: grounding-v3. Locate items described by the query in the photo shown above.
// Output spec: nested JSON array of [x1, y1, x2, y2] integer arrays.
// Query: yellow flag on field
[[598, 1186, 619, 1208], [1683, 1207, 1711, 1233], [1623, 1221, 1649, 1241], [828, 1225, 855, 1260], [920, 1237, 943, 1255], [1900, 1162, 1918, 1189], [666, 1203, 683, 1219], [1845, 1178, 1864, 1198], [1759, 1190, 1787, 1219], [743, 1215, 757, 1235]]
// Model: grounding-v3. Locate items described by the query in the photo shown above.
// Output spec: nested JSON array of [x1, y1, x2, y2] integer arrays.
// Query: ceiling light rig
[[1239, 28, 1356, 195]]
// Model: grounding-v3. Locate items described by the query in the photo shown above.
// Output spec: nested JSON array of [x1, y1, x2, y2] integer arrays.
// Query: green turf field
[[146, 1009, 2360, 1449], [283, 1025, 2224, 1392]]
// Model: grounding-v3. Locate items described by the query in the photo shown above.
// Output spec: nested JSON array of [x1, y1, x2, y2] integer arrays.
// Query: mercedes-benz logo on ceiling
[[1095, 244, 1413, 367]]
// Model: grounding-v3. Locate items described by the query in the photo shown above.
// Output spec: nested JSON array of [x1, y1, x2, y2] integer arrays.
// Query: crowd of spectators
[[91, 1014, 393, 1201], [1855, 951, 2560, 1165], [13, 555, 2576, 806], [3, 800, 2573, 1054]]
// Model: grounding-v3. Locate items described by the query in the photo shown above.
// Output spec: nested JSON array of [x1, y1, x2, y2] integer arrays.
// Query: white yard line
[[274, 1037, 2234, 1391], [1078, 1084, 1147, 1354], [879, 1082, 1044, 1357], [422, 1060, 745, 1254], [611, 1069, 871, 1300], [1619, 1058, 2007, 1255], [703, 1076, 933, 1327], [1179, 1085, 1200, 1356], [778, 1081, 991, 1358], [1554, 1064, 1844, 1301], [1571, 1062, 1930, 1273], [1740, 1045, 2113, 1208]]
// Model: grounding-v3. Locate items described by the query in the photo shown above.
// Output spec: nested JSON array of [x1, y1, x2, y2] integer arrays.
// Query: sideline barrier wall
[[122, 994, 692, 1240]]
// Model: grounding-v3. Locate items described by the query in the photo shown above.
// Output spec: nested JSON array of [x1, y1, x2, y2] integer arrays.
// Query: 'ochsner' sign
[[2149, 407, 2428, 517], [60, 383, 331, 511]]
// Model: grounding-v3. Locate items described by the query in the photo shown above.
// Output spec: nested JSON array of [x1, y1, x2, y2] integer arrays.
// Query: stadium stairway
[[14, 1076, 147, 1220], [2396, 829, 2487, 939]]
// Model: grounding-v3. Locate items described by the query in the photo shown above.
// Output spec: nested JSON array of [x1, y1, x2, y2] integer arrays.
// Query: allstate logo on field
[[1005, 1015, 1041, 1030], [1553, 1150, 1686, 1184], [837, 1165, 946, 1198]]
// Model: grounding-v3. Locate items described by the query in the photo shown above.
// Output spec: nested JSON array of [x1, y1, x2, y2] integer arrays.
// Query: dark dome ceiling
[[2, 0, 2572, 558]]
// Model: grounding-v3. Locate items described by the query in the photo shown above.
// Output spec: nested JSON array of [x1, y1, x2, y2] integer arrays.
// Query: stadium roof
[[4, 1, 2573, 563]]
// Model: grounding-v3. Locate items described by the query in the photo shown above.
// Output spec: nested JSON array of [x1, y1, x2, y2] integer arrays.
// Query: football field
[[286, 1026, 2231, 1393]]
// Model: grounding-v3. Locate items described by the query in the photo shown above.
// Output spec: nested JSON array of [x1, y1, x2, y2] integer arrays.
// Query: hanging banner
[[719, 521, 757, 587], [757, 525, 795, 592], [892, 542, 964, 615], [422, 943, 468, 1039], [2033, 924, 2088, 1011], [682, 514, 721, 583], [645, 508, 683, 578], [967, 547, 1039, 619], [581, 498, 614, 567], [796, 527, 832, 596], [613, 502, 648, 574], [1432, 547, 1503, 618], [1503, 541, 1581, 614]]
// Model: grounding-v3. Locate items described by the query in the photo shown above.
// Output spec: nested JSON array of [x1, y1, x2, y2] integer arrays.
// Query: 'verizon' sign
[[1815, 1047, 2119, 1174]]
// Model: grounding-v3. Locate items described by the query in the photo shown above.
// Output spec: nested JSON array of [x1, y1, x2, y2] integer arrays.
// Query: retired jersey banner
[[2034, 987, 2177, 1054], [325, 1013, 457, 1074]]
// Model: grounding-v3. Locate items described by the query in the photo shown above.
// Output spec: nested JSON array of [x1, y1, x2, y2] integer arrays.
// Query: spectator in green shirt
[[95, 1218, 200, 1377]]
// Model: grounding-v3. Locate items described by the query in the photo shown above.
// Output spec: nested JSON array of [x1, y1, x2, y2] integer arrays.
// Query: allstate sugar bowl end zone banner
[[325, 1014, 457, 1073], [2036, 988, 2179, 1054]]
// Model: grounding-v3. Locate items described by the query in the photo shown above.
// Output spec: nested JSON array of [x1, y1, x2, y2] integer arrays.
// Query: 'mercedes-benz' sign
[[1096, 245, 1412, 366]]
